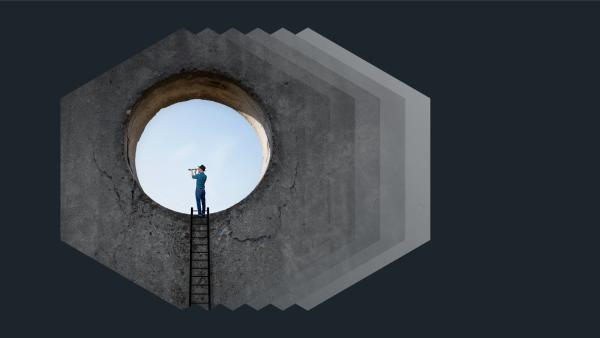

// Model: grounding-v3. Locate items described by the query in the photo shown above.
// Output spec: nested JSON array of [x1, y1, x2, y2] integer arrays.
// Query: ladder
[[189, 207, 211, 309]]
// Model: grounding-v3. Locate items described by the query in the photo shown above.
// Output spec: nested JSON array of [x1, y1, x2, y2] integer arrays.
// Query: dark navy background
[[2, 2, 598, 336]]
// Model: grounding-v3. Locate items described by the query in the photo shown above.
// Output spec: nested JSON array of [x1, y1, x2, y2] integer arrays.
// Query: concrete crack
[[283, 161, 299, 189], [277, 205, 284, 233], [91, 151, 113, 181], [232, 234, 271, 243], [131, 182, 136, 207], [90, 141, 125, 213], [228, 204, 285, 244]]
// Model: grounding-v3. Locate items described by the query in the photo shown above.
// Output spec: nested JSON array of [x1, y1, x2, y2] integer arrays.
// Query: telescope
[[188, 168, 197, 171]]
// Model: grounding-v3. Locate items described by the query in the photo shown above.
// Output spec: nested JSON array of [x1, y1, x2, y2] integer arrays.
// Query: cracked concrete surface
[[60, 28, 429, 310]]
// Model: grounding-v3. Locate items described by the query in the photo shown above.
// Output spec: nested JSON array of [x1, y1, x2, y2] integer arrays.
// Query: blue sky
[[135, 99, 264, 213]]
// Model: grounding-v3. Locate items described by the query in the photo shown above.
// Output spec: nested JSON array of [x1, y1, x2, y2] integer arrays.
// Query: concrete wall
[[60, 28, 429, 310]]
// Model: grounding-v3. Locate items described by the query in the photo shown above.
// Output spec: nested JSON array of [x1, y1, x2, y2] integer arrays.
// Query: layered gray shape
[[244, 28, 429, 310], [60, 28, 429, 310], [269, 29, 408, 308], [245, 29, 385, 309], [293, 29, 430, 309]]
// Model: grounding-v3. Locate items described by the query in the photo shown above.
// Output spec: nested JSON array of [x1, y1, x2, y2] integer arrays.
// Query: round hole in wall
[[125, 72, 272, 214]]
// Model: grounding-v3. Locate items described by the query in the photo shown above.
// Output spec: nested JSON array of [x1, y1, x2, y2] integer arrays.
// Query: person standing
[[191, 165, 207, 216]]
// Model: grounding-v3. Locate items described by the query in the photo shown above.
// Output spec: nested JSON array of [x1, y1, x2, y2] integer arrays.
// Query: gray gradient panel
[[296, 29, 430, 309], [269, 29, 407, 308], [245, 28, 381, 309]]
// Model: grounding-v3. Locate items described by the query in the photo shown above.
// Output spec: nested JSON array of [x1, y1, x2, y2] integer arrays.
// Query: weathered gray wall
[[60, 28, 429, 310]]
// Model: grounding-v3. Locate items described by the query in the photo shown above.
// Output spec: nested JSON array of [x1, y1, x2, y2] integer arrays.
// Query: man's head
[[198, 165, 206, 172]]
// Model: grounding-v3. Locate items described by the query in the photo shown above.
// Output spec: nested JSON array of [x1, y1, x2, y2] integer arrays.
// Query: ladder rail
[[189, 207, 193, 307], [207, 207, 211, 310]]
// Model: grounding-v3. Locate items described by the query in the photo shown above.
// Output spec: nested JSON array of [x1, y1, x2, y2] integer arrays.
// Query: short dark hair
[[199, 165, 206, 170]]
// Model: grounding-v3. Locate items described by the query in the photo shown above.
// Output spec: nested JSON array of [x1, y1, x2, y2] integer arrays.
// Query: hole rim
[[125, 71, 274, 216]]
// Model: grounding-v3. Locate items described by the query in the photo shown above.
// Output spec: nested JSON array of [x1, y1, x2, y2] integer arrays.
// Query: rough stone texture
[[60, 28, 430, 310]]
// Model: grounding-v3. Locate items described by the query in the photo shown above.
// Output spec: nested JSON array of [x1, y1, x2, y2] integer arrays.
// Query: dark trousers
[[195, 188, 206, 216]]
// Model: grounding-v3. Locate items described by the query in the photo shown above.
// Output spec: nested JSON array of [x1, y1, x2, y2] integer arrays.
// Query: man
[[191, 165, 207, 216]]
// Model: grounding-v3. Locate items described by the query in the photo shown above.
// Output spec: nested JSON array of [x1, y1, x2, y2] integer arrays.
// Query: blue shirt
[[192, 172, 207, 190]]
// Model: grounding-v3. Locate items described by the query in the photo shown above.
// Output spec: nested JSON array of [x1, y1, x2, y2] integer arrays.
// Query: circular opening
[[126, 72, 272, 214]]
